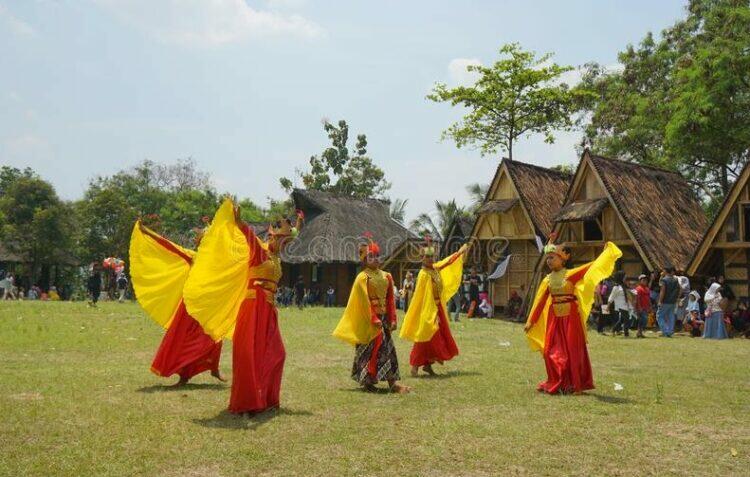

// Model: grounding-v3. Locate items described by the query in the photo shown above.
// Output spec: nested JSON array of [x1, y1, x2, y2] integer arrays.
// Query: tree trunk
[[721, 165, 729, 195]]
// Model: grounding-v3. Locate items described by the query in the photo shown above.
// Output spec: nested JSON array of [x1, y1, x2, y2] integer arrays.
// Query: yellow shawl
[[333, 270, 389, 346]]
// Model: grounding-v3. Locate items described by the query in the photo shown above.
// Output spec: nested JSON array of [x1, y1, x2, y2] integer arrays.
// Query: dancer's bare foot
[[410, 365, 419, 377], [390, 383, 411, 394], [211, 370, 227, 382], [423, 364, 436, 376]]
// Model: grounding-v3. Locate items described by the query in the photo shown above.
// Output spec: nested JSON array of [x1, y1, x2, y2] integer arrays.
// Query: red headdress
[[359, 231, 380, 260]]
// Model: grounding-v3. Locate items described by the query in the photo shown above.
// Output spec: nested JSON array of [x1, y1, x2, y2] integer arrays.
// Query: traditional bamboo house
[[470, 159, 571, 309], [688, 161, 750, 301], [281, 189, 418, 305], [539, 151, 708, 280]]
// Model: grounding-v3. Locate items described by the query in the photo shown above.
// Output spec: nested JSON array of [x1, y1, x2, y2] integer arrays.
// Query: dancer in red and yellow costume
[[524, 237, 621, 394], [183, 199, 303, 415], [333, 234, 410, 393], [129, 220, 225, 386], [400, 237, 468, 377]]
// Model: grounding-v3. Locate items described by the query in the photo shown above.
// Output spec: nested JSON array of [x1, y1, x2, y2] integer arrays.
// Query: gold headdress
[[421, 234, 436, 257]]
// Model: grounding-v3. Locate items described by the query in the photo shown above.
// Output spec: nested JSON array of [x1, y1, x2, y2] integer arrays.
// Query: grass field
[[1, 301, 748, 476]]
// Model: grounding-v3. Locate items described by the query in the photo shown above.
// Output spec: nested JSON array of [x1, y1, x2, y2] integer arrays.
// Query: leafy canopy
[[428, 43, 590, 159]]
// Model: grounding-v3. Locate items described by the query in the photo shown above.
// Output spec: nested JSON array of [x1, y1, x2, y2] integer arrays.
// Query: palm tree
[[410, 199, 470, 240], [466, 182, 488, 213], [389, 198, 408, 224]]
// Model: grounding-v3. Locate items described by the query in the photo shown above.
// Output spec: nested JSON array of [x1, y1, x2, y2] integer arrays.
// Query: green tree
[[466, 183, 488, 213], [410, 199, 469, 240], [0, 172, 77, 284], [550, 163, 576, 175], [389, 198, 409, 224], [577, 0, 750, 205], [280, 119, 391, 198], [428, 43, 589, 159]]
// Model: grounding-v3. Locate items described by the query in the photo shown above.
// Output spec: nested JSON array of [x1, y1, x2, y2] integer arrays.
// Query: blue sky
[[1, 0, 686, 222]]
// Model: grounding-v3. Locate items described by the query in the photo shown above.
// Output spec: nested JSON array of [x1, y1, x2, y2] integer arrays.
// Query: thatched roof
[[688, 160, 750, 275], [587, 153, 708, 270], [555, 198, 608, 222], [478, 199, 518, 214], [502, 159, 572, 237], [281, 189, 414, 264]]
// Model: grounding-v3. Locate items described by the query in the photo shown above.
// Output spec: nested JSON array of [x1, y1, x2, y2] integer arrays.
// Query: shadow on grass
[[136, 383, 227, 394], [192, 408, 313, 430], [588, 393, 634, 405], [411, 370, 483, 380]]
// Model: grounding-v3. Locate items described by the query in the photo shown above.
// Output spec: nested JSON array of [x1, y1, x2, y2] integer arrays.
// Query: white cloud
[[92, 0, 325, 46], [0, 5, 36, 36], [266, 0, 308, 10], [448, 58, 482, 86]]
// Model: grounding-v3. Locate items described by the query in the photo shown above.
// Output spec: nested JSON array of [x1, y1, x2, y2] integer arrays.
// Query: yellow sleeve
[[183, 199, 250, 341], [129, 222, 195, 329], [399, 270, 439, 342], [437, 252, 465, 304], [524, 277, 550, 352], [573, 241, 622, 336], [333, 272, 381, 346]]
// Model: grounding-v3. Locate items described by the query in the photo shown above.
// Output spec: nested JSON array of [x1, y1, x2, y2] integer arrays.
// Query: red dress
[[144, 230, 222, 381], [229, 225, 286, 414], [409, 259, 461, 368], [529, 266, 594, 394], [151, 301, 222, 380], [410, 304, 459, 367]]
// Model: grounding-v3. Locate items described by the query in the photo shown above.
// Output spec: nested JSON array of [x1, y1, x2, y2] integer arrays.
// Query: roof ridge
[[293, 188, 390, 206], [589, 154, 682, 177], [502, 158, 573, 179]]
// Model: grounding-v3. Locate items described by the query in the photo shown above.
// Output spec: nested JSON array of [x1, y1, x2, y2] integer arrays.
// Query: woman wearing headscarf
[[702, 282, 728, 339]]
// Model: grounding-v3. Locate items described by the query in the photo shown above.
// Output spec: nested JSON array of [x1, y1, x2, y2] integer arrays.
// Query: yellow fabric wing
[[400, 252, 464, 343], [183, 199, 250, 341], [333, 272, 381, 346], [574, 241, 622, 338], [129, 222, 195, 329], [437, 252, 464, 304], [524, 276, 551, 352], [399, 270, 438, 342]]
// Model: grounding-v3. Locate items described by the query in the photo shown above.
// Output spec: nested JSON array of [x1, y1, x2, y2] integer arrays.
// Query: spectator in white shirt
[[609, 271, 632, 337]]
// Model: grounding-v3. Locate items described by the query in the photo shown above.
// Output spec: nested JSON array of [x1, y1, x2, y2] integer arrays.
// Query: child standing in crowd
[[686, 291, 703, 337], [634, 274, 651, 338], [116, 273, 128, 302]]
